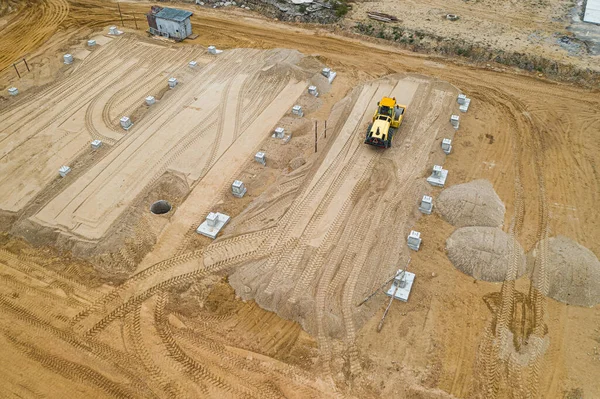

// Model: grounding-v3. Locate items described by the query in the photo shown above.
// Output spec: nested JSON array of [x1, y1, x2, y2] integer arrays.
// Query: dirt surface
[[0, 2, 600, 399], [346, 0, 600, 71]]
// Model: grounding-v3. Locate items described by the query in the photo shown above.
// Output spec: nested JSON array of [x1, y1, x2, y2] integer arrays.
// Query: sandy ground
[[346, 0, 600, 71], [0, 2, 599, 399]]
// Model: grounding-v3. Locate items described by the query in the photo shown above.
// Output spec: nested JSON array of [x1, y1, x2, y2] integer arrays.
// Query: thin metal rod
[[118, 3, 124, 27], [133, 14, 138, 30], [13, 63, 20, 78], [314, 120, 318, 153], [23, 58, 30, 72], [324, 120, 327, 138], [377, 283, 398, 332]]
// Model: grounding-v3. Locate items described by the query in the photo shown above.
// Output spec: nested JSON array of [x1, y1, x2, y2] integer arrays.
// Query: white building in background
[[584, 0, 600, 24], [146, 6, 193, 41]]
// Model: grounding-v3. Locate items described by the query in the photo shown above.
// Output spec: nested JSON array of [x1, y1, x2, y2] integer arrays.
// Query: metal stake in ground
[[13, 63, 20, 79], [377, 281, 399, 332], [133, 14, 138, 30], [315, 120, 318, 153], [23, 58, 29, 72], [117, 2, 124, 27], [324, 120, 327, 139]]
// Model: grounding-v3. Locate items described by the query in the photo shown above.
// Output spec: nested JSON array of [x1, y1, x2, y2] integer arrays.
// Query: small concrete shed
[[147, 6, 193, 41]]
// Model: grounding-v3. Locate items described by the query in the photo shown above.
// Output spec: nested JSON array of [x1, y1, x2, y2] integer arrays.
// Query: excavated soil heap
[[446, 227, 526, 282], [528, 236, 600, 307], [436, 179, 505, 228]]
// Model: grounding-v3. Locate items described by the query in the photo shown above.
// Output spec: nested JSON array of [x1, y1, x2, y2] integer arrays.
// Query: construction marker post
[[118, 3, 124, 27], [23, 58, 30, 72], [133, 14, 138, 30], [324, 120, 327, 139], [314, 121, 318, 153], [13, 63, 20, 79]]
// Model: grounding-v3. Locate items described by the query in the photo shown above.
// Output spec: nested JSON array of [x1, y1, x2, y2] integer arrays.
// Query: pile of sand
[[436, 179, 505, 228], [446, 227, 526, 282], [528, 236, 600, 307]]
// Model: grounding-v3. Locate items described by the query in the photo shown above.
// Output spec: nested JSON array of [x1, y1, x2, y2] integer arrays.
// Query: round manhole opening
[[150, 200, 172, 215]]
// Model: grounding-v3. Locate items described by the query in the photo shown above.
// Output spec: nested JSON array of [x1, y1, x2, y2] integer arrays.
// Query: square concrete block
[[168, 77, 178, 88], [419, 195, 433, 214], [8, 87, 18, 96], [459, 98, 471, 113], [273, 127, 285, 139], [87, 39, 96, 47], [427, 165, 448, 187], [196, 212, 230, 239], [407, 230, 421, 251], [308, 85, 319, 97], [91, 139, 102, 150], [292, 105, 303, 117], [120, 116, 133, 130], [145, 96, 155, 106], [189, 60, 198, 68], [457, 93, 467, 105], [386, 270, 416, 302], [63, 54, 73, 64], [232, 180, 247, 198], [207, 45, 223, 55], [255, 151, 266, 166], [450, 114, 460, 129], [442, 138, 452, 154], [59, 165, 71, 178]]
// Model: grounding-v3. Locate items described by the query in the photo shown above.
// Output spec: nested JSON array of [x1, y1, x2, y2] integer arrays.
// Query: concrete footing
[[322, 68, 337, 84], [145, 96, 155, 106], [8, 87, 18, 96], [427, 165, 448, 187], [255, 151, 266, 166], [196, 212, 230, 239], [386, 270, 416, 302], [168, 77, 178, 89], [450, 114, 460, 130], [63, 54, 73, 64], [442, 138, 452, 154], [91, 139, 102, 150], [232, 180, 247, 198], [108, 26, 123, 35], [407, 230, 422, 251], [87, 39, 96, 47], [189, 61, 197, 68], [208, 46, 223, 55], [308, 85, 319, 97], [273, 127, 285, 139], [457, 94, 467, 104], [292, 105, 304, 117], [419, 195, 433, 214], [59, 166, 71, 178], [120, 116, 133, 130], [459, 98, 471, 113]]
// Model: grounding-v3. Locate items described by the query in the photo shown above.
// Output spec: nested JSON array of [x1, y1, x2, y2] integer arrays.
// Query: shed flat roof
[[155, 7, 193, 22], [584, 0, 600, 24]]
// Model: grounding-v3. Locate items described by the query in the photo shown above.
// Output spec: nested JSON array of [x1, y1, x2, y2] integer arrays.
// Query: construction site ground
[[0, 2, 599, 398]]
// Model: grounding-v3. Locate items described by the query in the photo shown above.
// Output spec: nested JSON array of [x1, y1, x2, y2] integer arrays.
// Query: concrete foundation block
[[255, 151, 266, 166], [457, 94, 467, 105], [459, 98, 471, 113], [232, 180, 247, 198], [208, 45, 223, 55], [87, 39, 96, 47], [386, 270, 416, 302], [63, 54, 73, 64], [196, 212, 230, 239], [442, 138, 452, 154], [120, 116, 133, 130], [145, 96, 156, 106], [407, 230, 422, 251], [427, 165, 448, 187], [292, 105, 304, 117], [419, 195, 433, 214], [91, 139, 102, 150], [59, 166, 71, 178], [8, 87, 18, 96], [168, 77, 178, 89], [273, 127, 285, 139], [321, 68, 337, 83], [450, 114, 460, 130], [308, 85, 319, 97], [189, 61, 198, 68], [108, 26, 123, 35]]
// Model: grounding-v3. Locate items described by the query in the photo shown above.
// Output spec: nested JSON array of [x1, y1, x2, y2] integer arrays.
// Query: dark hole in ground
[[150, 200, 172, 215]]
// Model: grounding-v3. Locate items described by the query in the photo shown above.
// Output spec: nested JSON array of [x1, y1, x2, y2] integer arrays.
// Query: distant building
[[146, 6, 193, 41]]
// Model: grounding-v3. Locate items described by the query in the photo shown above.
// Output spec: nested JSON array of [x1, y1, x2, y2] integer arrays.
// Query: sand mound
[[289, 156, 306, 170], [528, 236, 600, 307], [437, 180, 505, 227], [446, 227, 526, 282]]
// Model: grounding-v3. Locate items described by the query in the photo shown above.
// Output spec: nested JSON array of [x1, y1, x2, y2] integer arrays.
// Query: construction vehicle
[[364, 97, 406, 148]]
